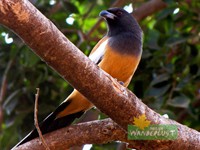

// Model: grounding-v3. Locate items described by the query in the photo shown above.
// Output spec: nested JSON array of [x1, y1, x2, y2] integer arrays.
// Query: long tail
[[12, 100, 84, 148]]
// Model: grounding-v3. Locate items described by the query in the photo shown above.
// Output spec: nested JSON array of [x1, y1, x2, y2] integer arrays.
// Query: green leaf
[[146, 29, 160, 50], [3, 90, 21, 115], [157, 8, 174, 20], [150, 74, 170, 86], [62, 1, 79, 13], [167, 95, 190, 108], [166, 37, 187, 47], [147, 84, 170, 97]]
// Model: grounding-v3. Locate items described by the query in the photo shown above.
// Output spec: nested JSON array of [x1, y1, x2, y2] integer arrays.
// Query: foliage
[[0, 0, 199, 149], [137, 0, 200, 128]]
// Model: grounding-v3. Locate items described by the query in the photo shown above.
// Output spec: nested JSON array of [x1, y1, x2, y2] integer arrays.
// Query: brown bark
[[0, 0, 200, 150], [14, 119, 200, 150], [14, 119, 126, 150], [132, 0, 167, 21]]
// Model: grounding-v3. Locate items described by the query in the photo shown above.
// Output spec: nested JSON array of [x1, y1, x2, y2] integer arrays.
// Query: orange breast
[[99, 47, 141, 87]]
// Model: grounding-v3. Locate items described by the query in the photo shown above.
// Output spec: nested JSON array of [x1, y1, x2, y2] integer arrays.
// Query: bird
[[13, 7, 143, 148]]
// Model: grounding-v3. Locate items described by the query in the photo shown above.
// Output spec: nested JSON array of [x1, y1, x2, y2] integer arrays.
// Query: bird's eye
[[116, 11, 122, 16]]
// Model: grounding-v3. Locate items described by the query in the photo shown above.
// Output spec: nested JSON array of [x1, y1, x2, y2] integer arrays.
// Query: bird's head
[[100, 7, 141, 36]]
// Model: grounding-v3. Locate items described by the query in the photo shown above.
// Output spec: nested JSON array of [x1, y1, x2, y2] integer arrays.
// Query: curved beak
[[99, 10, 116, 19]]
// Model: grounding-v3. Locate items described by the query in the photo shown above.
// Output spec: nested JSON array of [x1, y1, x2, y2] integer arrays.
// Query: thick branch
[[15, 119, 127, 150], [14, 118, 200, 150], [132, 0, 167, 21], [0, 0, 200, 150]]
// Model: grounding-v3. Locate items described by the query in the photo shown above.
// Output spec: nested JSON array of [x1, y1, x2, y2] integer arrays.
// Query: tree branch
[[14, 119, 127, 150], [13, 118, 200, 150], [0, 0, 199, 149], [34, 88, 50, 150], [132, 0, 167, 21]]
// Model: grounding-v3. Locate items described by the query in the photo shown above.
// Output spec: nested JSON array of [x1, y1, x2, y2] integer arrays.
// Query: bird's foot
[[118, 81, 124, 85]]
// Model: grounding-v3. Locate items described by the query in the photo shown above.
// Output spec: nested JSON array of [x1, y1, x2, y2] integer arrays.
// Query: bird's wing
[[88, 36, 109, 64]]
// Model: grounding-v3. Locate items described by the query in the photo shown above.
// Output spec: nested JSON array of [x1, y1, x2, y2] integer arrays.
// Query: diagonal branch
[[14, 119, 127, 150], [132, 0, 167, 21], [13, 118, 200, 150], [0, 0, 199, 150]]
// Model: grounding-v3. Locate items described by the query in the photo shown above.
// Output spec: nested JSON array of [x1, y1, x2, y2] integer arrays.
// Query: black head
[[99, 8, 142, 55], [99, 7, 142, 37]]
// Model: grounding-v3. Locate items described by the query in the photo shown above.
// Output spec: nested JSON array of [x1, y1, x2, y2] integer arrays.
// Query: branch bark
[[13, 119, 127, 150], [14, 118, 200, 150], [0, 0, 200, 150], [132, 0, 167, 21], [34, 88, 50, 150]]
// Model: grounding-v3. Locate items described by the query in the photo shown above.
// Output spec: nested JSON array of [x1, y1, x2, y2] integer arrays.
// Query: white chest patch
[[89, 39, 108, 64]]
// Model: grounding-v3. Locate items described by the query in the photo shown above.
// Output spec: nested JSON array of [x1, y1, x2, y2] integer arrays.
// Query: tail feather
[[13, 100, 84, 148]]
